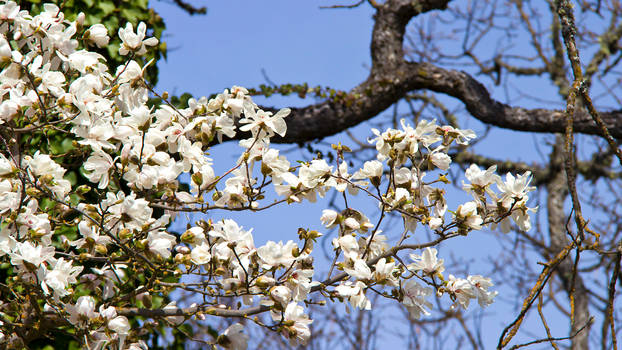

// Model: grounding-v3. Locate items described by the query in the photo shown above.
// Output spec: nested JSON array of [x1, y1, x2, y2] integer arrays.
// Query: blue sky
[[150, 1, 587, 348]]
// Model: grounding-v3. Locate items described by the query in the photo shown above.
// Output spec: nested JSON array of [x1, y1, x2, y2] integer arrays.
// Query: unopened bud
[[191, 172, 203, 186], [94, 244, 108, 255], [175, 245, 190, 254], [119, 228, 132, 240], [76, 12, 85, 26], [180, 231, 196, 244]]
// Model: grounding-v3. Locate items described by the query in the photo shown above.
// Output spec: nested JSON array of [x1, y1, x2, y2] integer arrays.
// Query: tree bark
[[546, 136, 590, 349]]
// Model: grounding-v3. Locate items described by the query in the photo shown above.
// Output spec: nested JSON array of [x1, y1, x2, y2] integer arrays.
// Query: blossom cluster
[[0, 2, 537, 349]]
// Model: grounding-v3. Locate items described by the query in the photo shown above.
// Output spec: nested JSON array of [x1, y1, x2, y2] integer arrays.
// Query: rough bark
[[240, 0, 622, 144], [546, 136, 591, 349]]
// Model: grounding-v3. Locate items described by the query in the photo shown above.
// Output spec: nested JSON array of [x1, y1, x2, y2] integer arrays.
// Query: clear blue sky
[[151, 1, 578, 348]]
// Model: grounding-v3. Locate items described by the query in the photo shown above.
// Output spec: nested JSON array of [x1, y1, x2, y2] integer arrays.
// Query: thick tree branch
[[241, 0, 622, 144], [265, 61, 622, 144]]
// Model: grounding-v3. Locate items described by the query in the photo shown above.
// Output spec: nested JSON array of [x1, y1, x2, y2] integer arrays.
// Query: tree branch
[[227, 0, 622, 144]]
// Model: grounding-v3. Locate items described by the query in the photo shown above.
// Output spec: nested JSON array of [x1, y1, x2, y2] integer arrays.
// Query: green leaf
[[121, 8, 143, 23], [97, 1, 116, 15]]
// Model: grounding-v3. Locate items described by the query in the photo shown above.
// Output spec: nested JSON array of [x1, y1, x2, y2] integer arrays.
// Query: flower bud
[[76, 12, 85, 26]]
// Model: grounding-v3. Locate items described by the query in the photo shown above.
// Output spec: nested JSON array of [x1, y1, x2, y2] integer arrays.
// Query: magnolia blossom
[[85, 24, 110, 47], [108, 315, 130, 334], [287, 269, 318, 301], [468, 275, 498, 307], [190, 243, 212, 265], [429, 149, 451, 170], [455, 201, 483, 230], [239, 107, 290, 138], [332, 235, 360, 260], [335, 281, 371, 310], [497, 172, 536, 206], [84, 150, 114, 189], [320, 209, 339, 228], [221, 323, 249, 350], [25, 152, 71, 198], [445, 275, 477, 309], [99, 305, 117, 320], [10, 241, 55, 268], [437, 125, 476, 145], [299, 159, 331, 188], [147, 231, 176, 259], [257, 240, 298, 268], [67, 296, 99, 326], [409, 248, 445, 276], [402, 280, 432, 319], [373, 258, 397, 285], [40, 258, 83, 297], [352, 160, 383, 187], [118, 22, 158, 55], [269, 285, 292, 308], [344, 258, 373, 280], [463, 164, 500, 197], [282, 302, 312, 346]]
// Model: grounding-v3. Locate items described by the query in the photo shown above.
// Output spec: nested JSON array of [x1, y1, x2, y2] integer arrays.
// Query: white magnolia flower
[[221, 323, 248, 350], [257, 240, 298, 268], [320, 209, 339, 228], [286, 269, 318, 302], [40, 258, 83, 297], [99, 305, 117, 320], [239, 107, 290, 138], [428, 217, 443, 229], [261, 148, 290, 178], [373, 258, 397, 285], [119, 193, 153, 226], [429, 149, 451, 170], [85, 24, 110, 48], [353, 160, 383, 186], [147, 231, 176, 259], [409, 248, 445, 276], [282, 302, 313, 346], [298, 159, 331, 189], [344, 258, 373, 280], [332, 235, 360, 260], [269, 285, 292, 308], [209, 219, 253, 245], [463, 164, 500, 195], [190, 243, 212, 265], [84, 151, 114, 189], [445, 275, 477, 309], [118, 22, 158, 56], [72, 221, 112, 249], [335, 281, 371, 310], [468, 275, 498, 307], [67, 296, 99, 325], [65, 50, 107, 74], [455, 201, 483, 230], [437, 125, 476, 145], [401, 280, 432, 319], [25, 152, 71, 198], [0, 156, 14, 179], [10, 241, 55, 268], [108, 315, 130, 335], [497, 171, 536, 208], [359, 233, 388, 259]]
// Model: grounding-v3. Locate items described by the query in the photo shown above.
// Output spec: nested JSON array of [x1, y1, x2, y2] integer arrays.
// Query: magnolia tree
[[0, 2, 539, 349]]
